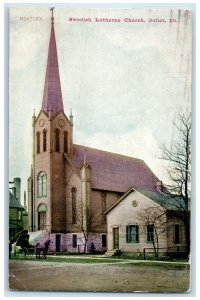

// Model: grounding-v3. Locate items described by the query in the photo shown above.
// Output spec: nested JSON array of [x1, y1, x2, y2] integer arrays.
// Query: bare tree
[[162, 111, 191, 255], [74, 203, 92, 253], [138, 204, 168, 257]]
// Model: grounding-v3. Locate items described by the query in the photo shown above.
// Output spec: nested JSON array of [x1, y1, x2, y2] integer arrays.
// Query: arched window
[[71, 187, 77, 224], [43, 130, 47, 152], [101, 191, 106, 223], [63, 131, 68, 153], [55, 129, 60, 152], [37, 171, 47, 197], [37, 132, 40, 153], [37, 203, 47, 230]]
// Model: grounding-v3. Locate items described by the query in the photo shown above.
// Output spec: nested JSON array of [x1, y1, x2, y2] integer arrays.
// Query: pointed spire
[[42, 8, 64, 117], [48, 104, 52, 119], [69, 108, 74, 126], [32, 108, 36, 126], [83, 149, 87, 166]]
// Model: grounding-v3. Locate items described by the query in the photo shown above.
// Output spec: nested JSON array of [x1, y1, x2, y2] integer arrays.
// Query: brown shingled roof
[[67, 144, 159, 193]]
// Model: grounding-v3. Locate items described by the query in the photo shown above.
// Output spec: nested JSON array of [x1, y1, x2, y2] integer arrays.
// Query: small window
[[71, 187, 77, 224], [55, 129, 60, 152], [72, 234, 77, 248], [43, 130, 47, 152], [147, 224, 154, 243], [174, 224, 181, 244], [101, 192, 106, 223], [37, 132, 40, 153], [126, 225, 139, 243], [64, 131, 68, 153], [38, 171, 47, 197], [38, 203, 47, 212], [102, 234, 107, 248]]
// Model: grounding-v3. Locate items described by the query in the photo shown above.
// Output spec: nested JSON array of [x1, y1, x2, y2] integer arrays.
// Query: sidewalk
[[35, 253, 190, 264]]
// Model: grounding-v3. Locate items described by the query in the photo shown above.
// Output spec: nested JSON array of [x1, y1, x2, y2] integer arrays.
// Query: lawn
[[9, 253, 190, 270]]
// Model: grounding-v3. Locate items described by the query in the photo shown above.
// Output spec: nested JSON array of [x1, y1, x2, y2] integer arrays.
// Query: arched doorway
[[37, 203, 47, 230]]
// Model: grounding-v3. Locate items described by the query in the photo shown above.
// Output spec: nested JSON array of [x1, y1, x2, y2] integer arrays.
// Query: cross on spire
[[50, 7, 54, 24]]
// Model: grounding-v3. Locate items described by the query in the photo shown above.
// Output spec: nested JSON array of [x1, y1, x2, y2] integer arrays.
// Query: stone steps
[[104, 249, 119, 257]]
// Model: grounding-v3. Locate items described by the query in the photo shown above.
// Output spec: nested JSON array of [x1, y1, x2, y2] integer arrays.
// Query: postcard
[[9, 6, 191, 293]]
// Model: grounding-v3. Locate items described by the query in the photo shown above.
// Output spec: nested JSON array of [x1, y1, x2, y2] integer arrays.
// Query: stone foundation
[[47, 232, 107, 253]]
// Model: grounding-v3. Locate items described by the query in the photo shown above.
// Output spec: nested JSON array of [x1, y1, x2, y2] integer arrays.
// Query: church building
[[28, 11, 173, 253]]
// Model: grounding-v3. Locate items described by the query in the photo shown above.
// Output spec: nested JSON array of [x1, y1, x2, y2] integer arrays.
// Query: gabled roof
[[104, 187, 186, 215], [138, 189, 187, 211], [104, 187, 136, 214], [67, 144, 160, 193], [9, 191, 24, 209]]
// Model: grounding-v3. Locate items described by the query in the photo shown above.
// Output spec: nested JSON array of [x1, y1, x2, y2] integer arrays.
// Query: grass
[[10, 255, 117, 264], [9, 253, 190, 269], [118, 261, 190, 270], [112, 251, 189, 262]]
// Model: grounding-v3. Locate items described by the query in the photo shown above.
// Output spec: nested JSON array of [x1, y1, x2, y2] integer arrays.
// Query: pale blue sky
[[9, 7, 192, 202]]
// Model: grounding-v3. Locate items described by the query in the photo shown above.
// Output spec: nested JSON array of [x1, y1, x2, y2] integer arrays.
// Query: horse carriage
[[10, 230, 51, 259], [10, 229, 34, 257]]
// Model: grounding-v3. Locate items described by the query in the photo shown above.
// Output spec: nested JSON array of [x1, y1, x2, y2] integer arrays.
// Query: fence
[[143, 246, 187, 260]]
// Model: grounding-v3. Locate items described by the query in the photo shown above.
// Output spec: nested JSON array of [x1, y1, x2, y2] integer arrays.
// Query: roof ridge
[[74, 144, 144, 163]]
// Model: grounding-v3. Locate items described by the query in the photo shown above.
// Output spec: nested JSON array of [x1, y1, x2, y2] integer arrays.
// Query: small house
[[105, 188, 188, 257]]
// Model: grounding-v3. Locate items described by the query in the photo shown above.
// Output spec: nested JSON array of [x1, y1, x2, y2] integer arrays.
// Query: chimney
[[14, 177, 21, 203], [13, 187, 16, 198]]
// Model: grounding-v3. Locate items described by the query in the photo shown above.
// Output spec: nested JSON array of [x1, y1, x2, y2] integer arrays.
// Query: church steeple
[[42, 8, 64, 117]]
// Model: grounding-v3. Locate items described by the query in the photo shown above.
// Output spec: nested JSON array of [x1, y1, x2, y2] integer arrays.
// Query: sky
[[9, 6, 192, 204]]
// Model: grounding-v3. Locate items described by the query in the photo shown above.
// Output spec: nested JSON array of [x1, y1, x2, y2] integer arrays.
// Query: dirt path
[[9, 260, 190, 293]]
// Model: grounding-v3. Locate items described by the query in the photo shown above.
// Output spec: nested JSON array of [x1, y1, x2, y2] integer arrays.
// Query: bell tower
[[30, 8, 73, 233]]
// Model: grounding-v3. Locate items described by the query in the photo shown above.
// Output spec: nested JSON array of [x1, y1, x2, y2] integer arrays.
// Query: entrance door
[[113, 227, 119, 249], [56, 234, 61, 252], [38, 212, 46, 230], [37, 203, 47, 230]]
